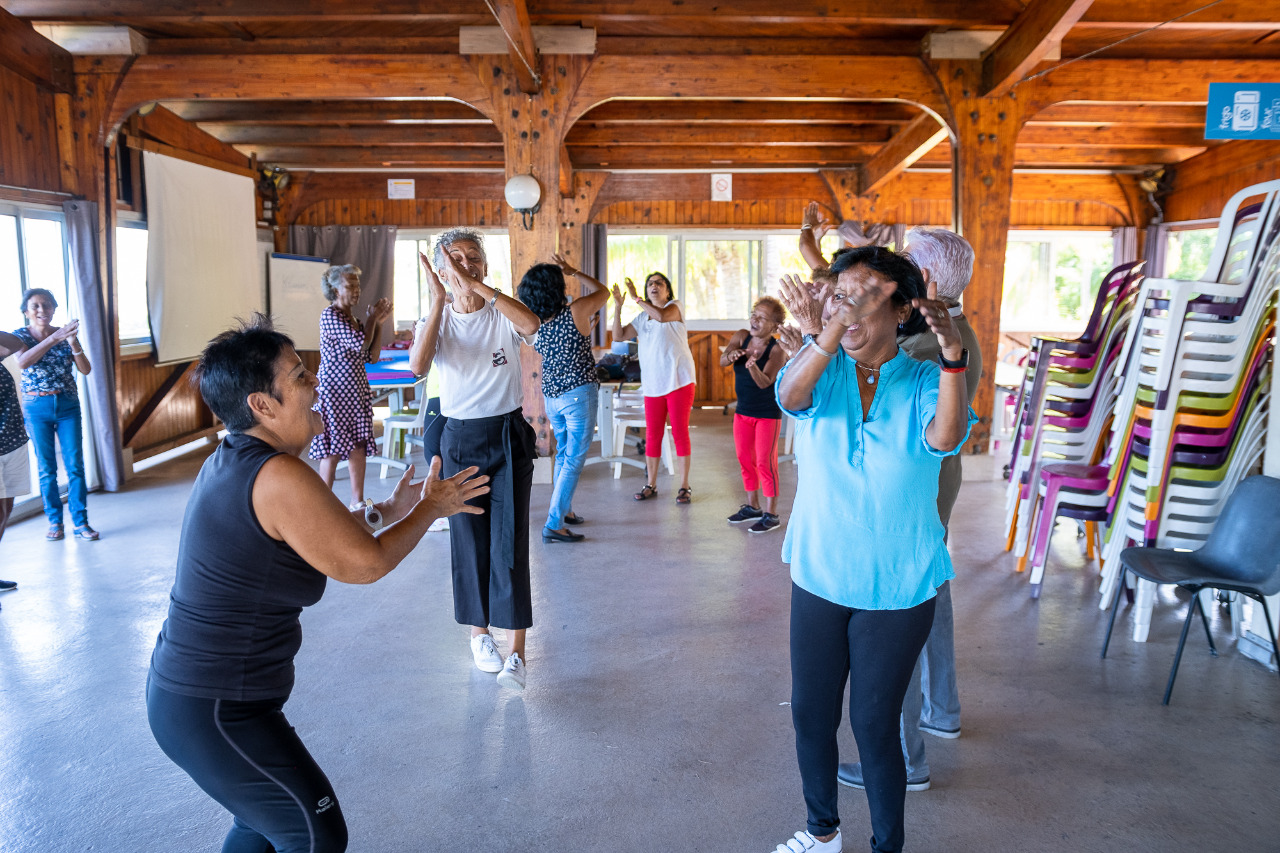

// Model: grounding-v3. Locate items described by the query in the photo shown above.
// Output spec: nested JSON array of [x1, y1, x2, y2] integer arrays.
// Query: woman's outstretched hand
[[777, 323, 804, 358], [418, 251, 447, 305], [911, 278, 962, 358], [624, 277, 641, 301], [551, 252, 577, 277], [777, 274, 827, 336], [420, 456, 490, 517]]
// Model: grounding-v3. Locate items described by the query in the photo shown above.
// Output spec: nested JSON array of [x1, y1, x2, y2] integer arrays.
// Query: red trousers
[[733, 413, 782, 498], [643, 383, 695, 457]]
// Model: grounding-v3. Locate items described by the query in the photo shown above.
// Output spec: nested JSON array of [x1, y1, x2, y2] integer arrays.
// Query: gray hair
[[432, 228, 488, 275], [905, 227, 973, 303], [321, 264, 361, 301]]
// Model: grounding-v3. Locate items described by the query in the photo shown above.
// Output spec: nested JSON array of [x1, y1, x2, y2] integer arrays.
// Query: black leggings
[[790, 583, 935, 853], [146, 678, 348, 853]]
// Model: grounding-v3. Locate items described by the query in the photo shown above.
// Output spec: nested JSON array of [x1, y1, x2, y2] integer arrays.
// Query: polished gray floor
[[1, 410, 1278, 853]]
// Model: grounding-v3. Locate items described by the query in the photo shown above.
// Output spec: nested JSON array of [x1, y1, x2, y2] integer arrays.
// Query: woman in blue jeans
[[14, 288, 96, 541], [516, 255, 609, 543]]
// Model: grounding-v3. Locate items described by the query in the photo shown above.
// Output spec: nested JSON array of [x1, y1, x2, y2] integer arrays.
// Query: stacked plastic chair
[[1003, 261, 1144, 595], [1097, 179, 1280, 642]]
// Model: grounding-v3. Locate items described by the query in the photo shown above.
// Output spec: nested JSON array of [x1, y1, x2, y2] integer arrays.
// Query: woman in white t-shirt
[[610, 272, 697, 504], [409, 228, 541, 691]]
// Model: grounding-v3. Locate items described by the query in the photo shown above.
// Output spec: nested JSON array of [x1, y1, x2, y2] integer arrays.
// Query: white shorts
[[0, 444, 31, 499]]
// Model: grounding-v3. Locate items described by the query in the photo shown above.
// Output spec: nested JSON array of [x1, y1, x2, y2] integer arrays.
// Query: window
[[1000, 230, 1115, 335], [392, 231, 512, 325], [116, 222, 151, 343], [1164, 225, 1219, 281], [605, 230, 841, 324]]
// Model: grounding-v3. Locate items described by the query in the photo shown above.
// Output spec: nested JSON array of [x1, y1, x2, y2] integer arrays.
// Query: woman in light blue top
[[768, 246, 975, 853]]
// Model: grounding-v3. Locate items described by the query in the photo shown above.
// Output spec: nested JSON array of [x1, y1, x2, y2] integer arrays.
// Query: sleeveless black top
[[733, 336, 782, 419], [149, 433, 328, 701]]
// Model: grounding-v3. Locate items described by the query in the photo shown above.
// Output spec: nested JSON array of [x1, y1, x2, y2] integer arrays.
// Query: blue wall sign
[[1206, 83, 1280, 140]]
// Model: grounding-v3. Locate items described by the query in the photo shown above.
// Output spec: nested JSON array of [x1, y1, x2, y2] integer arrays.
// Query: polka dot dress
[[308, 306, 375, 461]]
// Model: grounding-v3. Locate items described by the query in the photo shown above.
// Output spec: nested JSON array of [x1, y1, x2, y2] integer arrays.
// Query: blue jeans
[[899, 580, 960, 779], [23, 393, 89, 528], [543, 383, 598, 531]]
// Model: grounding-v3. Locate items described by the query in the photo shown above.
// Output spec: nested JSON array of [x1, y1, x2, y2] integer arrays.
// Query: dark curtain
[[582, 223, 608, 346], [287, 225, 398, 307], [63, 200, 126, 492]]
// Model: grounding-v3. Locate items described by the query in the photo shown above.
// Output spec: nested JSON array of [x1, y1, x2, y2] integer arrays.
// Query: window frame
[[115, 212, 153, 355]]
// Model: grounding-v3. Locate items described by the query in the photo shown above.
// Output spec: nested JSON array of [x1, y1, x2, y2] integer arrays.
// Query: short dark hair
[[644, 272, 674, 303], [21, 288, 58, 321], [195, 314, 295, 433], [828, 246, 928, 336], [516, 263, 568, 321]]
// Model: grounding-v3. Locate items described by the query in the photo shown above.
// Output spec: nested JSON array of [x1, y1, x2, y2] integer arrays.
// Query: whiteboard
[[267, 253, 330, 350]]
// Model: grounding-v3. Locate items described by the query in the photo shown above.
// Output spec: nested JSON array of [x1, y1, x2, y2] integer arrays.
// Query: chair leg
[[1084, 521, 1096, 561], [1192, 589, 1217, 657], [1102, 567, 1127, 659], [1004, 499, 1019, 552], [1163, 598, 1200, 705]]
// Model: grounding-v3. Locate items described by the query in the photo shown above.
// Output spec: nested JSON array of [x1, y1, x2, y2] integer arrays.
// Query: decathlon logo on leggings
[[316, 797, 334, 814]]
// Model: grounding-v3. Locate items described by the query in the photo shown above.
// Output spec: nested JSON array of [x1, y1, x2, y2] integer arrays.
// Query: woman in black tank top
[[146, 316, 489, 853], [719, 296, 789, 534]]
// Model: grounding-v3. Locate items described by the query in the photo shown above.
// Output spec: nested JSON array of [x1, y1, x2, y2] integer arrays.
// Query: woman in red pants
[[610, 272, 697, 504], [720, 295, 788, 533]]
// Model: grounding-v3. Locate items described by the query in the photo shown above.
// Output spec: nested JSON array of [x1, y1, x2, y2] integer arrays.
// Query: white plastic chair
[[379, 378, 429, 478]]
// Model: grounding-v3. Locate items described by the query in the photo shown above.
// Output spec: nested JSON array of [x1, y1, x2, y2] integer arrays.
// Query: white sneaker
[[470, 634, 504, 673], [428, 517, 450, 532], [496, 652, 526, 690], [772, 830, 841, 853]]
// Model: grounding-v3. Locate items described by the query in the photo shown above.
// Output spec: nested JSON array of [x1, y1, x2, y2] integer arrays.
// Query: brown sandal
[[676, 487, 692, 505], [634, 484, 658, 501]]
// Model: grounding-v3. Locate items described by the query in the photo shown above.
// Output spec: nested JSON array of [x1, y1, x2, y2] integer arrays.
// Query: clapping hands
[[365, 297, 393, 325], [777, 274, 829, 336]]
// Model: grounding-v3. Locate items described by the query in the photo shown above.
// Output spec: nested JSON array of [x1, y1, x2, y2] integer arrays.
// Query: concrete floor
[[1, 409, 1278, 853]]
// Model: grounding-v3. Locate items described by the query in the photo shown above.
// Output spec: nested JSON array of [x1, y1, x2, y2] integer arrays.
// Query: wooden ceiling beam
[[1077, 3, 1280, 30], [482, 0, 540, 95], [1023, 59, 1280, 112], [1028, 103, 1209, 126], [200, 124, 504, 146], [572, 56, 949, 124], [106, 54, 493, 140], [981, 0, 1095, 97], [565, 124, 893, 147], [1016, 125, 1217, 148], [578, 101, 921, 125], [240, 146, 506, 168], [858, 113, 949, 196], [4, 1, 1019, 26], [0, 6, 72, 92], [1011, 145, 1207, 166], [165, 100, 491, 124], [569, 144, 883, 168], [145, 37, 459, 55]]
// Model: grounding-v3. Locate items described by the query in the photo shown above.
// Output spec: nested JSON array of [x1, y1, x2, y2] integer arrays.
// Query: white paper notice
[[711, 173, 732, 202], [387, 179, 415, 199]]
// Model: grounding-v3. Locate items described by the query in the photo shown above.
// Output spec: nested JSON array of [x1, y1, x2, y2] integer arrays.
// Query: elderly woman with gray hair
[[409, 228, 542, 691], [309, 264, 392, 509]]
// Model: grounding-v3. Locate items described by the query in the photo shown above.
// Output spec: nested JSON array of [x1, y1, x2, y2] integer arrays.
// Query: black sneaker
[[749, 513, 781, 534], [0, 579, 16, 591], [727, 504, 763, 524]]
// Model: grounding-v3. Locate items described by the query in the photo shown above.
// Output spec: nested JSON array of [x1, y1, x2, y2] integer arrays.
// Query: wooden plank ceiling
[[7, 0, 1280, 175]]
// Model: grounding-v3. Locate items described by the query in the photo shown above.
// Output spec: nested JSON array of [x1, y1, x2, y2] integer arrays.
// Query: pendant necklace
[[856, 361, 882, 385]]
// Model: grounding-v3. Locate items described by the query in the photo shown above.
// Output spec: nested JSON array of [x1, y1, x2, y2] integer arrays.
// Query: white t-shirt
[[632, 300, 697, 398], [432, 303, 534, 419]]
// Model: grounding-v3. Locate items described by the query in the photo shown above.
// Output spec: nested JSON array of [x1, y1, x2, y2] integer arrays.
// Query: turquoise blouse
[[778, 345, 976, 611]]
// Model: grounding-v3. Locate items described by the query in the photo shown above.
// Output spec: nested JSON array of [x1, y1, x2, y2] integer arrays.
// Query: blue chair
[[1101, 474, 1280, 704]]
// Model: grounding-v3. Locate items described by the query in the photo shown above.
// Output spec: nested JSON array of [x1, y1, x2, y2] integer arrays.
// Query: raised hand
[[777, 274, 825, 335], [624, 277, 640, 301], [53, 320, 80, 342], [829, 265, 895, 328], [418, 251, 447, 305], [911, 278, 962, 357], [777, 324, 803, 358], [722, 346, 747, 363], [610, 283, 625, 309], [551, 252, 578, 277], [802, 201, 834, 240], [366, 297, 393, 325], [420, 456, 490, 517]]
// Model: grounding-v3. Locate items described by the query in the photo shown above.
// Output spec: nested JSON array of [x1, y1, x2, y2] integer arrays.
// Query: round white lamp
[[504, 173, 542, 230]]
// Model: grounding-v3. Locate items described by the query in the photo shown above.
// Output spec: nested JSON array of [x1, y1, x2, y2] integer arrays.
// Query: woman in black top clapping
[[719, 295, 788, 533]]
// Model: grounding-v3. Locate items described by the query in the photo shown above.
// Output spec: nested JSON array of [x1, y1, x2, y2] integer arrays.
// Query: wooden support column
[[475, 54, 590, 455], [933, 60, 1025, 454], [557, 170, 606, 270]]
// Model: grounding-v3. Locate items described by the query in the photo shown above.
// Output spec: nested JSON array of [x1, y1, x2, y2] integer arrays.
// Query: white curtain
[[144, 152, 263, 364]]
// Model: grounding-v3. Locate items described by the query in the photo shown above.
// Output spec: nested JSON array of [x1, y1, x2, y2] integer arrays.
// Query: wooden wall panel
[[0, 64, 62, 194], [117, 357, 215, 456], [293, 198, 506, 227], [1165, 141, 1280, 222], [687, 330, 736, 408]]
